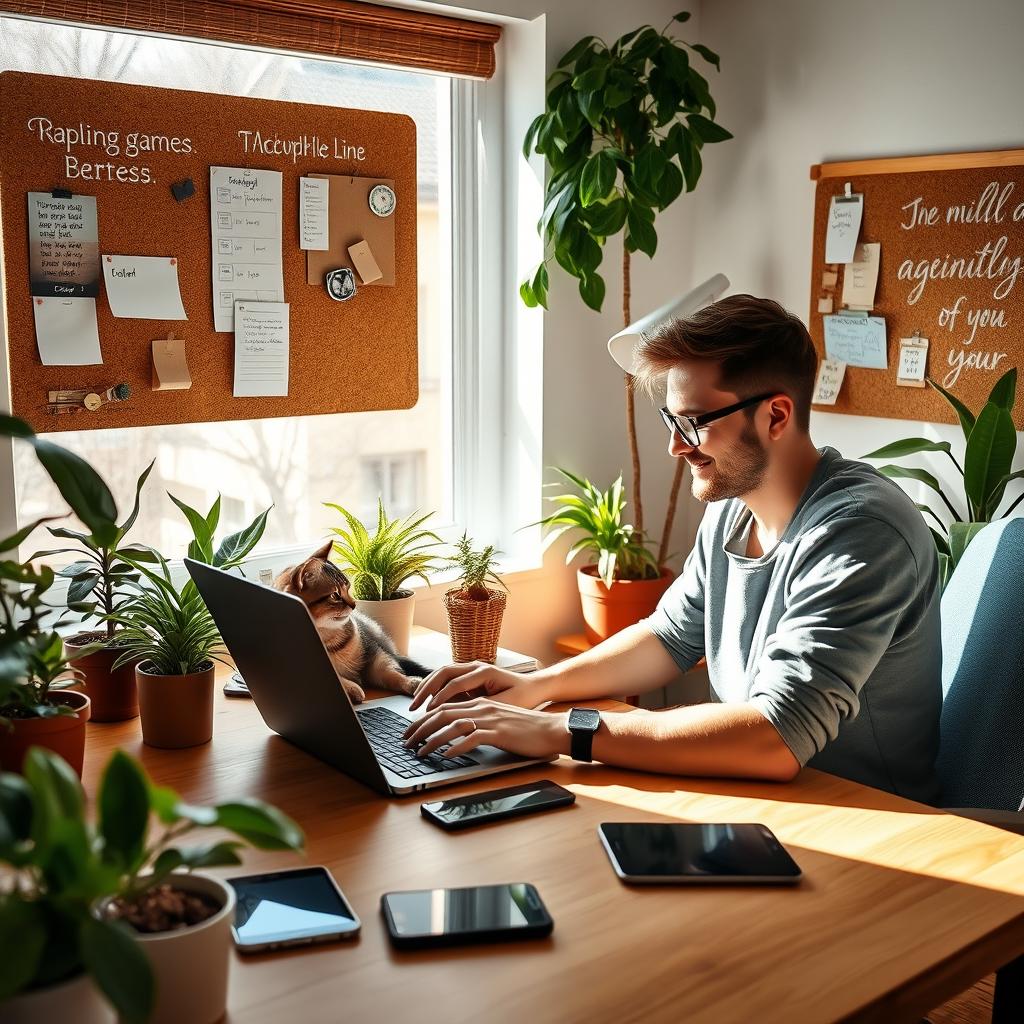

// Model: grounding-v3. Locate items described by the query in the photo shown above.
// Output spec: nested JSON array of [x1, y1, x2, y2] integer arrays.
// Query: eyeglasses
[[659, 393, 775, 447]]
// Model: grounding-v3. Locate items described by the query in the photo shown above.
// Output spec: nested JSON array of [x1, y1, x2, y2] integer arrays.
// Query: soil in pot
[[0, 690, 91, 775], [65, 631, 140, 722], [106, 884, 220, 933]]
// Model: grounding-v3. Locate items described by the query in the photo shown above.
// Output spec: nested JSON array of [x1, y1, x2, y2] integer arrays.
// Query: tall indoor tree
[[520, 12, 732, 566]]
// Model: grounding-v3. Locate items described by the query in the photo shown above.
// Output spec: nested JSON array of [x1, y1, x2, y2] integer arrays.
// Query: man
[[404, 295, 942, 803]]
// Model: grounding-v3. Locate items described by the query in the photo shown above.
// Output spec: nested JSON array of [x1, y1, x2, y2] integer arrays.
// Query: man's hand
[[401, 699, 570, 760], [409, 662, 547, 712]]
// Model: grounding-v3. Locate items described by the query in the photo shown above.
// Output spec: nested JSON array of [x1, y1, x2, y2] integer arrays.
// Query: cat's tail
[[397, 656, 432, 678]]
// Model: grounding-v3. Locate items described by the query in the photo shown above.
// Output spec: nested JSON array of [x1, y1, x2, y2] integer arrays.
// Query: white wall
[[689, 0, 1024, 509]]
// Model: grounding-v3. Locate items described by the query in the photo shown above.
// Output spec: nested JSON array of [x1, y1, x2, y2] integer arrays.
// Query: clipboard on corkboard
[[0, 70, 418, 434], [808, 148, 1024, 428]]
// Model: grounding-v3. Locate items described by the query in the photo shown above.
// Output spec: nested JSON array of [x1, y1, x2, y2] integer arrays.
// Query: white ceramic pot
[[1, 970, 114, 1024], [357, 589, 415, 655], [99, 873, 236, 1024]]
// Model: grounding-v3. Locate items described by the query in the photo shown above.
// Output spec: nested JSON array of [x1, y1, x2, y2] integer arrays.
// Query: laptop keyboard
[[358, 706, 479, 778]]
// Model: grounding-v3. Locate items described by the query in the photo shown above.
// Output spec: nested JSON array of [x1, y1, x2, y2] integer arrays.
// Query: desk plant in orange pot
[[536, 468, 671, 644], [443, 533, 508, 663]]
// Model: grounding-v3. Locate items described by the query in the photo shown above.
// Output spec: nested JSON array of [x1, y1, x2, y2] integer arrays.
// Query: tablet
[[598, 822, 802, 884]]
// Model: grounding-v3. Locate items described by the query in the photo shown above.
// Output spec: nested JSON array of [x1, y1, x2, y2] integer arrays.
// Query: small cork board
[[808, 149, 1024, 428], [0, 71, 418, 433]]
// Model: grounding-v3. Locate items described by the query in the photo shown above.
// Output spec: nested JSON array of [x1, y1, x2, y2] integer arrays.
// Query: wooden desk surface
[[80, 685, 1024, 1024]]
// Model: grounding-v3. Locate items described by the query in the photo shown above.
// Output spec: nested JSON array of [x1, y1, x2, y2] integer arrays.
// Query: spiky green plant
[[324, 499, 442, 601], [533, 468, 659, 586], [445, 533, 506, 601]]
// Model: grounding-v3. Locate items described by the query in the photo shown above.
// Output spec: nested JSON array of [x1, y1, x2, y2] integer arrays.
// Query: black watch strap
[[568, 708, 601, 762]]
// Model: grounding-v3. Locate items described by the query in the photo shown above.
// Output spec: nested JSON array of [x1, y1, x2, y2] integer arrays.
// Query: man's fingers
[[402, 704, 473, 746], [409, 663, 476, 710], [424, 671, 491, 711], [415, 718, 479, 758], [442, 729, 495, 759]]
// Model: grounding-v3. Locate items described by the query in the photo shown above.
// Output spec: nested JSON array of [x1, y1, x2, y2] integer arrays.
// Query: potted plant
[[520, 13, 731, 570], [442, 533, 508, 663], [535, 468, 670, 643], [324, 497, 441, 655], [0, 745, 304, 1024], [36, 461, 157, 722], [863, 368, 1023, 588]]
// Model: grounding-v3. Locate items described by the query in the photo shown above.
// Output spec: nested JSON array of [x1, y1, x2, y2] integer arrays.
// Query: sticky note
[[152, 336, 192, 391], [812, 359, 846, 405], [348, 239, 383, 284]]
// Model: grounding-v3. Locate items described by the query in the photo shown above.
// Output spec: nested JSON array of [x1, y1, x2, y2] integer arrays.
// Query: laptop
[[185, 559, 552, 795]]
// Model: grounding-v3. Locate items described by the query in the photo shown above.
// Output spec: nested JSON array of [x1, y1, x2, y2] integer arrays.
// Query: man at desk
[[405, 295, 942, 804]]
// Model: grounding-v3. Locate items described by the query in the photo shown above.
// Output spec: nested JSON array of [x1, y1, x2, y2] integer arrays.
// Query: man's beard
[[688, 420, 768, 503]]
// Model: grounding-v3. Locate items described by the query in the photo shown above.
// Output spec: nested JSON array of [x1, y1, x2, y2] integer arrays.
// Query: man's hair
[[633, 294, 818, 431]]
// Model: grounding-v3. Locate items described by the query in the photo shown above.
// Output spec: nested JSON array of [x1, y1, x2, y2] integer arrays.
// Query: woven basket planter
[[444, 587, 507, 663]]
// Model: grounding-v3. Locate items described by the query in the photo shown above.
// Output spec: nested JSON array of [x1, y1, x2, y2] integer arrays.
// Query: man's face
[[664, 362, 769, 503]]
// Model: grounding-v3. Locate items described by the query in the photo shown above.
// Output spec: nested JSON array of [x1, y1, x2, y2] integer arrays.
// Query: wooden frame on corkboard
[[808, 148, 1024, 429], [0, 71, 418, 434]]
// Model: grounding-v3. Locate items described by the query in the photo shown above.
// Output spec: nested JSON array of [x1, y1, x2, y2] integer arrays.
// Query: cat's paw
[[341, 679, 366, 704], [401, 675, 423, 697]]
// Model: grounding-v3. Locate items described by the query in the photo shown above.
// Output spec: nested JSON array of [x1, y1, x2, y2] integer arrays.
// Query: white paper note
[[825, 192, 863, 264], [812, 359, 846, 405], [210, 167, 284, 333], [841, 242, 881, 310], [896, 337, 929, 387], [32, 296, 102, 365], [102, 255, 187, 319], [233, 301, 289, 397], [299, 177, 329, 250], [823, 314, 888, 369]]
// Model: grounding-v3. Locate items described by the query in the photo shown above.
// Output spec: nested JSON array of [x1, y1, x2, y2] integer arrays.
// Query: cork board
[[808, 149, 1024, 428], [0, 71, 418, 433]]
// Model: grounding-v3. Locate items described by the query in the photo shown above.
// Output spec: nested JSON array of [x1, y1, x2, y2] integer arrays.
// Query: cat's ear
[[312, 540, 334, 561], [278, 562, 305, 593]]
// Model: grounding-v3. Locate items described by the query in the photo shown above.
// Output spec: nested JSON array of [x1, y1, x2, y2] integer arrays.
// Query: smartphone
[[598, 822, 802, 885], [420, 780, 575, 830], [223, 672, 251, 698], [228, 865, 361, 952], [381, 882, 553, 949]]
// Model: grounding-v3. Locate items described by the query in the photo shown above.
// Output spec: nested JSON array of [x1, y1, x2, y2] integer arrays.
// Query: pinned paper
[[348, 239, 383, 284], [823, 314, 888, 369], [896, 336, 929, 388], [812, 359, 846, 405], [103, 256, 187, 320], [817, 296, 834, 314], [842, 242, 881, 310], [822, 270, 838, 289], [32, 296, 102, 365], [27, 192, 100, 298], [152, 335, 192, 391], [825, 190, 863, 264], [299, 177, 329, 250], [233, 302, 289, 397]]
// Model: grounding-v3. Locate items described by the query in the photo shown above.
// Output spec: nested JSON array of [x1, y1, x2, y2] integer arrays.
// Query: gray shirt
[[647, 447, 942, 804]]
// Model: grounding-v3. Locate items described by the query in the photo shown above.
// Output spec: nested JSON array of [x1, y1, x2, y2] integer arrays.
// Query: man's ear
[[312, 539, 334, 561], [766, 394, 795, 439]]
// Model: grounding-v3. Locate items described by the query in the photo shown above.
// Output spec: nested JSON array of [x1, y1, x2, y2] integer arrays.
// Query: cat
[[273, 541, 428, 705]]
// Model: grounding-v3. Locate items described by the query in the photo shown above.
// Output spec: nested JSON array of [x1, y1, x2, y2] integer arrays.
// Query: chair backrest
[[937, 517, 1024, 810]]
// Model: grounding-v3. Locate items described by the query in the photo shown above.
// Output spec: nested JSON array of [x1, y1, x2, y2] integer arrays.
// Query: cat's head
[[273, 541, 357, 616]]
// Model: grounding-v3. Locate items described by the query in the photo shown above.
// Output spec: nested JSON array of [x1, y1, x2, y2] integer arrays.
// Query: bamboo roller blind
[[0, 0, 502, 79]]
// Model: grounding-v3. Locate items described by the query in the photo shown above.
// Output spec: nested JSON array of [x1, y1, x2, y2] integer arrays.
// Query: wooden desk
[[80, 686, 1024, 1024]]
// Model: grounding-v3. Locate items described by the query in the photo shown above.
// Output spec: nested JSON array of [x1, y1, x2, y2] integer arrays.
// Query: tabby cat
[[273, 541, 428, 704]]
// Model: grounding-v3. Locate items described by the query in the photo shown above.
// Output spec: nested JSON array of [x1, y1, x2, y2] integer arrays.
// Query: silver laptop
[[185, 559, 551, 795]]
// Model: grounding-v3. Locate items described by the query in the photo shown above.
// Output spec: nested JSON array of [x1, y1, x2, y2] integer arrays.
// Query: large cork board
[[808, 149, 1024, 428], [0, 71, 418, 433]]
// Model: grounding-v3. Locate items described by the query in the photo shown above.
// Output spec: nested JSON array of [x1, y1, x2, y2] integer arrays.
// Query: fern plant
[[534, 468, 659, 586], [324, 499, 442, 601], [445, 533, 506, 601]]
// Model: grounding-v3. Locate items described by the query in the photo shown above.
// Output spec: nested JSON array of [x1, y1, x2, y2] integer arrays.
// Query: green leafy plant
[[520, 13, 732, 566], [0, 745, 303, 1022], [325, 498, 442, 601], [444, 533, 506, 601], [534, 468, 659, 586], [863, 368, 1023, 587]]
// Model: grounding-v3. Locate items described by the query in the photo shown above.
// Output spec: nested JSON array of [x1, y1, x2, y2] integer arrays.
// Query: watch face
[[569, 708, 601, 732], [368, 184, 396, 217]]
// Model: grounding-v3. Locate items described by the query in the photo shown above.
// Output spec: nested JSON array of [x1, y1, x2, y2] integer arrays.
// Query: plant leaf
[[30, 438, 119, 546], [964, 404, 1016, 511], [927, 377, 976, 438], [213, 506, 271, 568], [0, 900, 46, 999], [949, 521, 988, 566], [987, 366, 1017, 410], [211, 799, 305, 851], [579, 150, 617, 207], [79, 916, 154, 1024], [579, 272, 606, 311], [862, 438, 952, 460], [98, 750, 150, 872]]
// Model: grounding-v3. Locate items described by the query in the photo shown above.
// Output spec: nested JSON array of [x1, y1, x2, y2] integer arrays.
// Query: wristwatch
[[567, 708, 602, 762]]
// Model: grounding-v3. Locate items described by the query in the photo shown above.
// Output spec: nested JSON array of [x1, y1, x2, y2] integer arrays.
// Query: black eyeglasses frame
[[659, 393, 776, 447]]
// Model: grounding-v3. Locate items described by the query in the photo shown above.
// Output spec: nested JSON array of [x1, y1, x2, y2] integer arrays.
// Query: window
[[1, 16, 458, 567]]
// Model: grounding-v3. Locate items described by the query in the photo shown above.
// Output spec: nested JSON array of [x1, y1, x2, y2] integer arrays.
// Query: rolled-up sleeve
[[645, 523, 707, 673], [748, 516, 919, 766]]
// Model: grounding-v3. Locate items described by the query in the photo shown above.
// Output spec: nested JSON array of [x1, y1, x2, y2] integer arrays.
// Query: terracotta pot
[[1, 968, 113, 1024], [137, 661, 215, 749], [97, 873, 235, 1024], [444, 588, 507, 663], [0, 690, 91, 776], [356, 589, 415, 655], [64, 633, 140, 722], [577, 566, 675, 645]]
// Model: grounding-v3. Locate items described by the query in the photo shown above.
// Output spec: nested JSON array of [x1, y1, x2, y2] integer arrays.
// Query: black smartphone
[[228, 865, 361, 952], [223, 672, 251, 698], [420, 779, 575, 830], [598, 822, 802, 885], [381, 882, 553, 949]]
